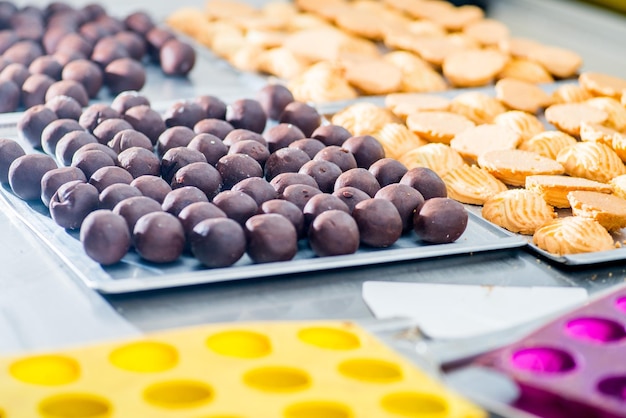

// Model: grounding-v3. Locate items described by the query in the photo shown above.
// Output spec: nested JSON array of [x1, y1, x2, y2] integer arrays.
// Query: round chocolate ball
[[334, 168, 381, 197], [41, 118, 84, 156], [79, 103, 120, 132], [264, 123, 305, 153], [231, 177, 276, 206], [375, 183, 425, 232], [213, 190, 258, 225], [353, 198, 402, 247], [309, 210, 359, 257], [28, 55, 63, 80], [314, 146, 357, 172], [53, 50, 85, 66], [124, 11, 154, 35], [80, 210, 130, 265], [164, 100, 204, 128], [259, 199, 304, 238], [110, 90, 149, 114], [43, 26, 73, 55], [94, 15, 125, 36], [311, 124, 352, 147], [77, 22, 106, 46], [76, 142, 118, 161], [270, 172, 319, 197], [160, 146, 207, 184], [92, 117, 133, 145], [298, 160, 342, 194], [104, 57, 146, 95], [61, 59, 103, 98], [257, 83, 294, 120], [0, 56, 11, 74], [279, 101, 321, 137], [108, 129, 152, 153], [190, 217, 246, 268], [282, 183, 322, 211], [55, 33, 92, 58], [91, 36, 128, 68], [178, 201, 226, 236], [342, 135, 385, 169], [303, 193, 350, 228], [3, 40, 42, 66], [400, 167, 447, 200], [0, 62, 31, 88], [45, 95, 82, 120], [264, 147, 311, 181], [114, 31, 145, 61], [332, 186, 370, 213], [414, 197, 468, 244], [113, 195, 162, 233], [289, 138, 325, 160], [45, 79, 89, 107], [225, 98, 267, 134], [117, 146, 160, 178], [123, 105, 165, 144], [0, 79, 19, 112], [194, 95, 227, 120], [193, 118, 233, 139], [99, 183, 142, 210], [21, 73, 54, 108], [245, 213, 297, 263], [369, 158, 408, 187], [55, 131, 98, 166], [130, 175, 171, 204], [187, 133, 228, 166], [49, 180, 99, 229], [133, 211, 185, 263], [40, 166, 86, 207], [157, 126, 195, 157], [18, 105, 58, 147], [160, 39, 195, 77], [71, 148, 115, 179], [0, 30, 18, 55], [216, 153, 263, 190], [162, 185, 209, 216], [171, 161, 222, 200], [0, 138, 25, 183], [223, 128, 266, 148], [145, 27, 174, 60], [89, 165, 133, 193], [228, 139, 270, 167]]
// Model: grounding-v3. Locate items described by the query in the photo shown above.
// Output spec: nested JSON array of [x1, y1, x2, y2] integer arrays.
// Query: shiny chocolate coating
[[257, 84, 294, 120], [178, 201, 226, 236], [400, 167, 447, 200], [123, 11, 154, 35], [123, 104, 165, 144], [3, 40, 42, 66], [28, 55, 63, 80], [133, 211, 185, 263], [311, 124, 352, 147], [282, 183, 322, 211], [279, 101, 320, 137], [213, 190, 258, 225], [90, 36, 128, 68], [369, 158, 408, 187], [161, 185, 208, 216], [245, 213, 297, 263], [342, 135, 385, 169], [61, 59, 102, 98], [289, 138, 325, 160], [270, 172, 318, 197], [80, 210, 130, 265], [223, 128, 266, 148], [21, 73, 54, 108], [104, 57, 145, 95], [88, 165, 133, 193], [332, 186, 370, 214], [187, 133, 228, 166], [413, 198, 468, 244], [40, 166, 86, 207], [49, 180, 99, 229], [259, 199, 304, 238], [190, 217, 246, 268], [108, 129, 152, 153], [160, 146, 206, 184], [171, 161, 222, 200], [117, 146, 160, 178], [156, 126, 195, 157], [114, 31, 145, 61], [334, 168, 381, 198], [193, 118, 233, 139], [113, 195, 162, 233], [55, 131, 98, 166], [71, 148, 115, 179], [216, 153, 263, 190], [45, 95, 82, 120], [0, 138, 25, 183], [313, 146, 357, 172], [41, 118, 83, 156], [79, 103, 120, 132], [225, 98, 267, 134], [110, 90, 149, 114], [0, 62, 31, 88], [160, 39, 195, 76], [231, 177, 276, 206], [99, 183, 142, 210], [194, 95, 226, 120], [92, 117, 133, 145], [352, 198, 402, 248], [303, 193, 350, 228], [264, 147, 311, 181], [164, 100, 204, 128], [228, 139, 270, 167], [298, 160, 341, 194], [309, 210, 359, 257], [375, 183, 425, 232], [45, 79, 89, 106], [130, 175, 171, 204], [264, 123, 305, 153]]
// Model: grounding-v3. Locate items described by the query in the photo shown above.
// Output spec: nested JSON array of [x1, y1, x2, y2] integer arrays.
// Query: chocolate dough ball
[[157, 126, 195, 157], [259, 199, 304, 238], [113, 195, 162, 233], [114, 31, 145, 61], [164, 100, 204, 128], [0, 62, 30, 88], [257, 83, 294, 120], [130, 175, 171, 204], [133, 211, 185, 263], [45, 95, 82, 120], [160, 39, 195, 76], [0, 79, 19, 112], [3, 40, 42, 66], [41, 118, 83, 156], [225, 98, 267, 134], [303, 193, 350, 228], [108, 129, 152, 153], [55, 131, 98, 166], [289, 138, 325, 160], [111, 90, 149, 114], [232, 177, 276, 206], [313, 146, 357, 172], [21, 73, 54, 108], [216, 153, 263, 190], [72, 148, 115, 179], [414, 197, 468, 244], [333, 186, 370, 213], [161, 146, 207, 184], [213, 190, 258, 225], [334, 168, 381, 197], [228, 139, 270, 166], [40, 166, 86, 207], [162, 185, 208, 216], [92, 117, 133, 145], [80, 210, 130, 265], [264, 147, 311, 181], [190, 218, 246, 268], [99, 183, 142, 210], [49, 180, 99, 229], [0, 138, 24, 183], [104, 57, 146, 95], [45, 79, 89, 107], [123, 104, 165, 144], [194, 95, 226, 120], [309, 210, 359, 257], [342, 135, 385, 169], [124, 11, 154, 35], [270, 172, 319, 197], [194, 118, 233, 139], [311, 124, 352, 147], [171, 161, 222, 200], [400, 167, 447, 200], [91, 37, 128, 68], [369, 158, 408, 187], [28, 55, 62, 80], [79, 103, 120, 132], [375, 183, 425, 232], [264, 123, 305, 153], [245, 213, 297, 263], [299, 160, 342, 194], [223, 128, 266, 148], [282, 184, 322, 211], [353, 198, 402, 247], [178, 201, 226, 235], [279, 101, 320, 137], [61, 59, 103, 98], [117, 146, 160, 178], [187, 133, 228, 166], [89, 165, 133, 192]]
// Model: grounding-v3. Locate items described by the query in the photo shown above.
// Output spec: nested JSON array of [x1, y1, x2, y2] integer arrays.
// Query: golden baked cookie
[[544, 103, 609, 136], [245, 29, 286, 49], [526, 175, 613, 208], [408, 36, 468, 67], [526, 44, 583, 79], [495, 78, 553, 114], [295, 0, 346, 15], [257, 47, 308, 80], [406, 20, 447, 38], [212, 27, 247, 59], [398, 143, 466, 177], [518, 131, 577, 160], [289, 12, 331, 31], [385, 93, 451, 120], [331, 102, 397, 136], [493, 110, 545, 142], [580, 123, 626, 162], [334, 8, 385, 41], [383, 51, 432, 73], [463, 18, 510, 47], [533, 216, 614, 255], [372, 123, 428, 160], [556, 141, 626, 183], [568, 190, 626, 231], [443, 165, 507, 205], [449, 92, 507, 125], [429, 5, 484, 32], [450, 124, 522, 162], [229, 44, 264, 72], [283, 27, 379, 63], [609, 174, 626, 199], [551, 83, 594, 104], [342, 58, 403, 95], [166, 8, 209, 37], [406, 111, 475, 145], [478, 149, 565, 187], [579, 72, 626, 99], [401, 68, 448, 93], [498, 37, 542, 59], [443, 49, 509, 88], [206, 0, 257, 20], [482, 189, 556, 235], [585, 97, 626, 132], [497, 58, 554, 84], [288, 62, 357, 103]]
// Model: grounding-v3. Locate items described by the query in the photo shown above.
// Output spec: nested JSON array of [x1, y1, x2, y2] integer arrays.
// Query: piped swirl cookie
[[443, 165, 507, 205], [478, 149, 565, 187], [493, 110, 545, 142], [518, 130, 577, 160], [398, 143, 466, 177], [406, 111, 475, 144], [482, 189, 556, 235], [449, 91, 506, 125], [533, 216, 614, 255], [568, 190, 626, 231], [556, 141, 626, 183]]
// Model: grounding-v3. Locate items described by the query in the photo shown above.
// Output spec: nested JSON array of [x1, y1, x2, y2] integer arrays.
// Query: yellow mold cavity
[[38, 393, 111, 418], [284, 401, 353, 418], [381, 392, 449, 417], [10, 355, 80, 386], [143, 379, 213, 409], [243, 366, 310, 392], [297, 327, 360, 350], [338, 358, 403, 383], [206, 330, 271, 358], [109, 341, 178, 373]]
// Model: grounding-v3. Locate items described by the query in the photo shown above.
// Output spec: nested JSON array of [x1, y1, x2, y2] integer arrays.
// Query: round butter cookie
[[406, 111, 475, 144], [568, 190, 626, 231], [519, 131, 577, 160], [443, 165, 507, 205], [526, 174, 613, 208], [544, 103, 608, 137], [482, 189, 556, 235], [331, 102, 397, 136], [533, 216, 614, 255], [449, 91, 506, 125], [585, 97, 626, 132], [288, 62, 357, 103], [443, 49, 509, 88], [556, 141, 626, 183], [609, 174, 626, 199], [493, 110, 545, 142], [398, 143, 466, 177], [385, 93, 451, 120], [478, 149, 564, 187], [580, 122, 626, 161], [496, 58, 554, 84], [526, 44, 582, 79], [342, 58, 403, 95], [373, 123, 428, 160], [463, 18, 510, 47], [495, 78, 553, 114], [450, 124, 521, 162], [551, 83, 593, 104], [579, 72, 626, 99]]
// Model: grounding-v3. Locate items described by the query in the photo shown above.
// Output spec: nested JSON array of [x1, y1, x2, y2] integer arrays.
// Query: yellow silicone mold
[[0, 321, 485, 418]]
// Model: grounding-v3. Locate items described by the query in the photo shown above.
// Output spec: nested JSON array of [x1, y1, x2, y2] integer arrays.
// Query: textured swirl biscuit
[[493, 111, 545, 143], [544, 103, 608, 137], [257, 47, 308, 79], [449, 92, 506, 125], [610, 174, 626, 199], [526, 45, 582, 79], [579, 72, 626, 99], [288, 62, 357, 103], [533, 216, 614, 255], [519, 131, 577, 160], [495, 78, 553, 114], [585, 97, 626, 133], [331, 102, 397, 136], [398, 143, 466, 177], [373, 123, 428, 160], [406, 111, 475, 144], [556, 141, 626, 183], [568, 190, 626, 231], [450, 124, 522, 162], [525, 175, 613, 208], [496, 58, 554, 84], [443, 165, 507, 205], [482, 189, 556, 235], [580, 122, 626, 162], [385, 93, 451, 120], [478, 149, 565, 187], [551, 83, 593, 104]]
